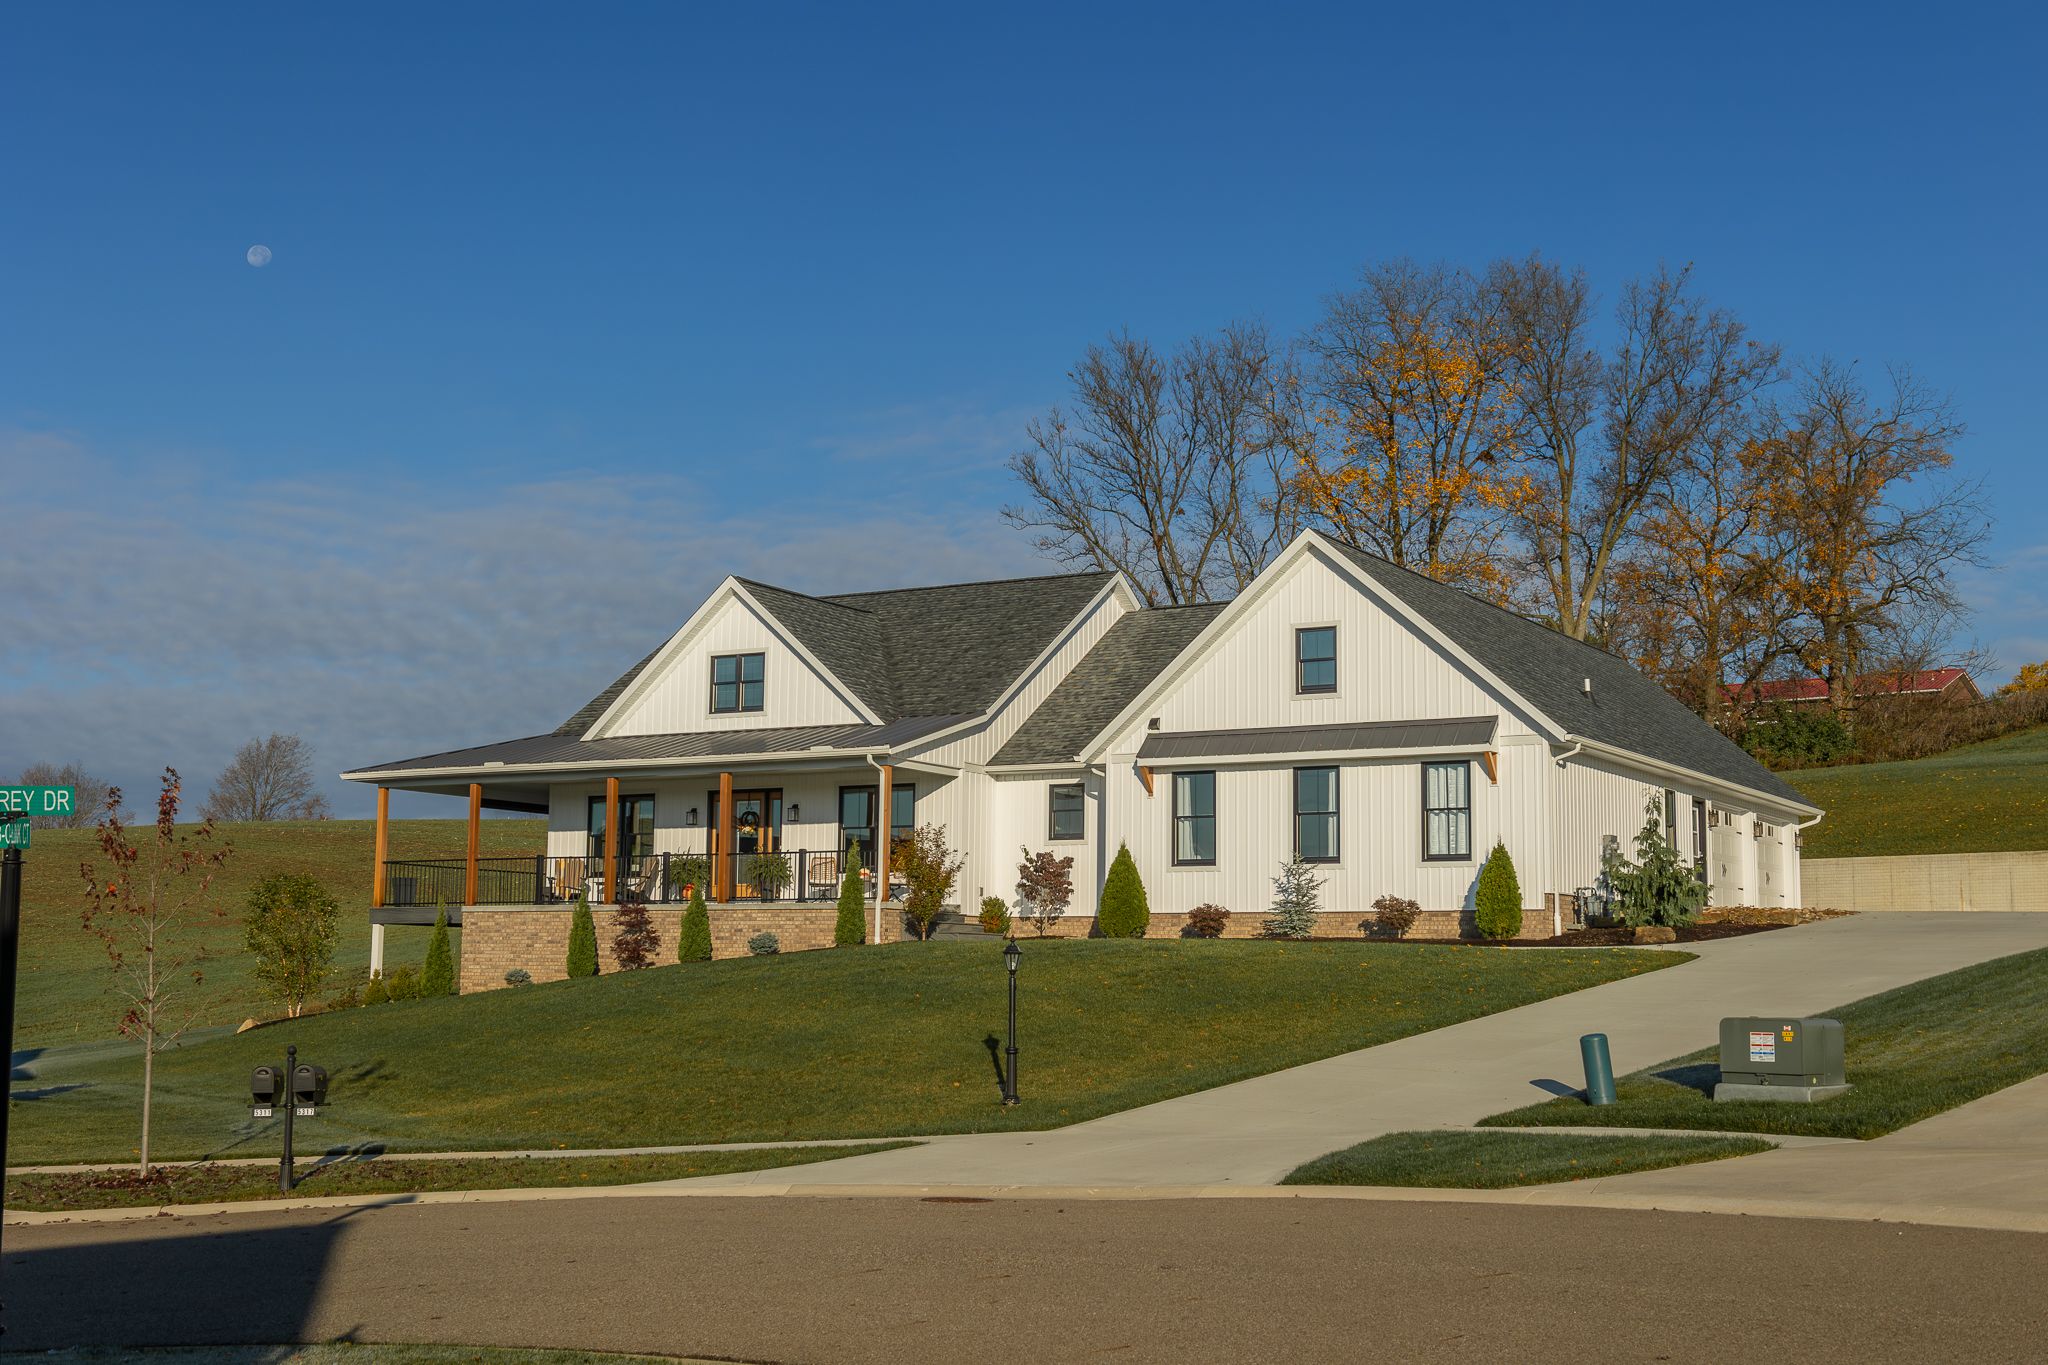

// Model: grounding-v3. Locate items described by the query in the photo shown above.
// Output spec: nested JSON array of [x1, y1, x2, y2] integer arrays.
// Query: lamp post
[[1002, 937, 1021, 1106]]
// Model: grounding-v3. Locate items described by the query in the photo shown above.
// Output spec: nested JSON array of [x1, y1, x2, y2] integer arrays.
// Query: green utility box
[[1715, 1017, 1849, 1102]]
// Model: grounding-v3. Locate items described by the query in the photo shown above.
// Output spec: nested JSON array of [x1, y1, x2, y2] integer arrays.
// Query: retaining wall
[[1802, 850, 2048, 913]]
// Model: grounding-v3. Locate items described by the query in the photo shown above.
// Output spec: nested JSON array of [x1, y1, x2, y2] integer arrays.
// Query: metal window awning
[[1136, 716, 1498, 764]]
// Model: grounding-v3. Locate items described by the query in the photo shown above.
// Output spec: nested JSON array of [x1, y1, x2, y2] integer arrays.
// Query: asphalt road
[[6, 1195, 2045, 1363]]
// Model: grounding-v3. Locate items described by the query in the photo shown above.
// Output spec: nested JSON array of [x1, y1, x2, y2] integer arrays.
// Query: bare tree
[[1004, 323, 1297, 605], [80, 770, 231, 1173], [1290, 260, 1529, 598], [1755, 362, 1987, 719], [1497, 258, 1782, 638], [16, 760, 117, 828], [202, 733, 332, 822]]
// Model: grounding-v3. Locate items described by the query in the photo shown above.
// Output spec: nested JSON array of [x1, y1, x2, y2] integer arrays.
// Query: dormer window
[[1296, 627, 1336, 694], [711, 652, 765, 713]]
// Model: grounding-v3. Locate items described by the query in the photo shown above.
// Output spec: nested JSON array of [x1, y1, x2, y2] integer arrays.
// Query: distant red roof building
[[1724, 668, 1981, 708]]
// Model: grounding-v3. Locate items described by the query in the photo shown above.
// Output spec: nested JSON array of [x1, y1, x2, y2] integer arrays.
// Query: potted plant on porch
[[745, 851, 793, 901]]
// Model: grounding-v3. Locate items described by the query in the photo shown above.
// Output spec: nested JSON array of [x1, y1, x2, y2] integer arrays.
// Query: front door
[[710, 788, 783, 896]]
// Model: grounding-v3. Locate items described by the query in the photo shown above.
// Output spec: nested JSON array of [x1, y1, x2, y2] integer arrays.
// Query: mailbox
[[292, 1063, 329, 1109], [1715, 1017, 1849, 1102], [251, 1065, 283, 1114]]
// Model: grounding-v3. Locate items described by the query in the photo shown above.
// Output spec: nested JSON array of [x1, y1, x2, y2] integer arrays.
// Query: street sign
[[0, 786, 75, 819], [0, 823, 26, 850]]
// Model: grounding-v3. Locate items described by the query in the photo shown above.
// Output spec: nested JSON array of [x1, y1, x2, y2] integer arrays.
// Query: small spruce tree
[[1263, 855, 1322, 939], [421, 903, 456, 996], [677, 882, 713, 962], [566, 895, 599, 977], [1474, 841, 1523, 939], [1604, 795, 1710, 927], [1096, 842, 1150, 937], [834, 840, 867, 946]]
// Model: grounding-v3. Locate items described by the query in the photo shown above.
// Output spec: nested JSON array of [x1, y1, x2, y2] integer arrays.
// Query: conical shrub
[[677, 883, 713, 962], [1474, 840, 1523, 940], [1096, 842, 1150, 938], [421, 904, 456, 995]]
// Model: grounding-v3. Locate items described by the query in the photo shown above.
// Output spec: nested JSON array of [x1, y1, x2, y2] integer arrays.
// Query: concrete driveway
[[677, 911, 2048, 1191]]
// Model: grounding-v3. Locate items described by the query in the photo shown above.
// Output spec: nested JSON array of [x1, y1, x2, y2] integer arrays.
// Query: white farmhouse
[[343, 529, 1820, 989]]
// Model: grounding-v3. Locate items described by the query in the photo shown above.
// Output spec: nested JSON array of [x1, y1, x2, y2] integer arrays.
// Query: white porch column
[[369, 922, 387, 979]]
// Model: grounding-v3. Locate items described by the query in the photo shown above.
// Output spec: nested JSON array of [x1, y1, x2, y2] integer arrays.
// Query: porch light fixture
[[789, 803, 800, 821], [1002, 938, 1022, 1106], [685, 807, 698, 826]]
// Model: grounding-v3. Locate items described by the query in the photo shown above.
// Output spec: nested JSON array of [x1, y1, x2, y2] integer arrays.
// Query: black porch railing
[[380, 849, 846, 907]]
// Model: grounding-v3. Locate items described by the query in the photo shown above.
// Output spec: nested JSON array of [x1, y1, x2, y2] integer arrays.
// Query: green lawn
[[1483, 946, 2048, 1139], [1795, 724, 2048, 859], [4, 1142, 910, 1211], [1282, 1129, 1770, 1188], [9, 938, 1684, 1164], [13, 818, 543, 1048]]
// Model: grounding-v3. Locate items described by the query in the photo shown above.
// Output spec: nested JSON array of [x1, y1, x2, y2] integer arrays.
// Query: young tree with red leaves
[[79, 769, 231, 1173], [1015, 847, 1076, 938]]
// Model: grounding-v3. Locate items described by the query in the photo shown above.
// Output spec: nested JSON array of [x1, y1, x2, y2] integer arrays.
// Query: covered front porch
[[362, 754, 945, 980]]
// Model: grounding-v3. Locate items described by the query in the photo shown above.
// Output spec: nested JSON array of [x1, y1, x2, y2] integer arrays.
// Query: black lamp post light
[[1002, 936, 1021, 1106]]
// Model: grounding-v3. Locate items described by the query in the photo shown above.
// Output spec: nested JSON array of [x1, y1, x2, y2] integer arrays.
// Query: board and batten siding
[[599, 592, 867, 737], [1092, 749, 1548, 919], [988, 772, 1104, 917], [1127, 548, 1546, 741]]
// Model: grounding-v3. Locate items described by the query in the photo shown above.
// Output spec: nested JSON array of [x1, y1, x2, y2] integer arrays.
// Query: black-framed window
[[587, 793, 656, 863], [1422, 761, 1471, 861], [710, 652, 765, 713], [1173, 771, 1216, 865], [1294, 766, 1339, 863], [1296, 626, 1337, 694], [838, 784, 915, 868], [1664, 789, 1679, 847], [1048, 782, 1085, 841]]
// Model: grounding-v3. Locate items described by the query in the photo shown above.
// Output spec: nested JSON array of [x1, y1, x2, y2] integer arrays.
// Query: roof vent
[[1582, 677, 1593, 697]]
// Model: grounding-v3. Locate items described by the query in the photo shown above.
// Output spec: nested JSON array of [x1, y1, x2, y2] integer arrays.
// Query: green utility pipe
[[1580, 1033, 1617, 1106]]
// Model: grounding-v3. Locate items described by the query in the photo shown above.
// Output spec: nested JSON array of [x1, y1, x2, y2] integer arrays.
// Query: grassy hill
[[11, 818, 544, 1049], [8, 937, 1682, 1165], [1793, 724, 2048, 859]]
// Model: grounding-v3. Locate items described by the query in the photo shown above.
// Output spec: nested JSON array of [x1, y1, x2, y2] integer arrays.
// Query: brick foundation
[[460, 904, 847, 993], [459, 898, 1555, 991]]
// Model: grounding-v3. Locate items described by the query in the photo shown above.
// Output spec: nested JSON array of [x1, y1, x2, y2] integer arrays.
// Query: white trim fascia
[[892, 573, 1140, 761], [581, 578, 882, 738], [890, 757, 963, 779], [983, 761, 1090, 777], [1560, 736, 1823, 820], [343, 746, 892, 785], [1073, 530, 1568, 762], [1134, 742, 1495, 771]]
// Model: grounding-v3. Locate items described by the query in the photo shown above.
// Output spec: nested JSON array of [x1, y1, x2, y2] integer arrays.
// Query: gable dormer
[[589, 581, 874, 737]]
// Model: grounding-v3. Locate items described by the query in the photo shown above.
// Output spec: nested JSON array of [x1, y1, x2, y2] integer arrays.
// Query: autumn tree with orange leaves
[[79, 769, 231, 1173], [1286, 261, 1533, 599], [1751, 362, 1986, 720]]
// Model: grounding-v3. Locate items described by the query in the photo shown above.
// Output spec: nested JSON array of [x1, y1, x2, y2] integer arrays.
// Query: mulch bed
[[1291, 921, 1796, 949]]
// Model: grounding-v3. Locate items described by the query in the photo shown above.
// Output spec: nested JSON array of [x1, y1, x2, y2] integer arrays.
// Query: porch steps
[[924, 910, 994, 940]]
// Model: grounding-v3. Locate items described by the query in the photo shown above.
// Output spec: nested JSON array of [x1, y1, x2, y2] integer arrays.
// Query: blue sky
[[5, 2, 2042, 817]]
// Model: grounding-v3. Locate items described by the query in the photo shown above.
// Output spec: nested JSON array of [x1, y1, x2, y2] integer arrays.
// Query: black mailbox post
[[254, 1044, 330, 1193]]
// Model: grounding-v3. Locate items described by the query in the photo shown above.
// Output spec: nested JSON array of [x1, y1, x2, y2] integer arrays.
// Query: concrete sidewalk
[[676, 911, 2048, 1191]]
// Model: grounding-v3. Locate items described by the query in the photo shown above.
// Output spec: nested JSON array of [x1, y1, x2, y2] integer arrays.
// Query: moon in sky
[[246, 244, 273, 267]]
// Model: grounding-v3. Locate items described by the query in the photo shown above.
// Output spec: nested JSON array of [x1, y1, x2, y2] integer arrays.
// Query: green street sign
[[0, 822, 26, 849], [0, 786, 74, 819]]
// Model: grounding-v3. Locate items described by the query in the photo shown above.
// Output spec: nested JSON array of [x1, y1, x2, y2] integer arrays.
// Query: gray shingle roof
[[1138, 716, 1497, 762], [555, 570, 1115, 737], [821, 572, 1117, 719], [1322, 539, 1814, 809], [347, 716, 968, 777], [992, 605, 1226, 765]]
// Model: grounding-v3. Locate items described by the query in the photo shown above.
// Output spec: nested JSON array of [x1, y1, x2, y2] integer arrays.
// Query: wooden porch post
[[464, 783, 482, 906], [715, 770, 734, 901], [876, 763, 893, 912], [603, 776, 620, 905], [372, 786, 390, 908]]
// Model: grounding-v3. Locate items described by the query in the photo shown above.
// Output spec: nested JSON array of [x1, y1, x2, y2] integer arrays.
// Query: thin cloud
[[3, 430, 1041, 817]]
